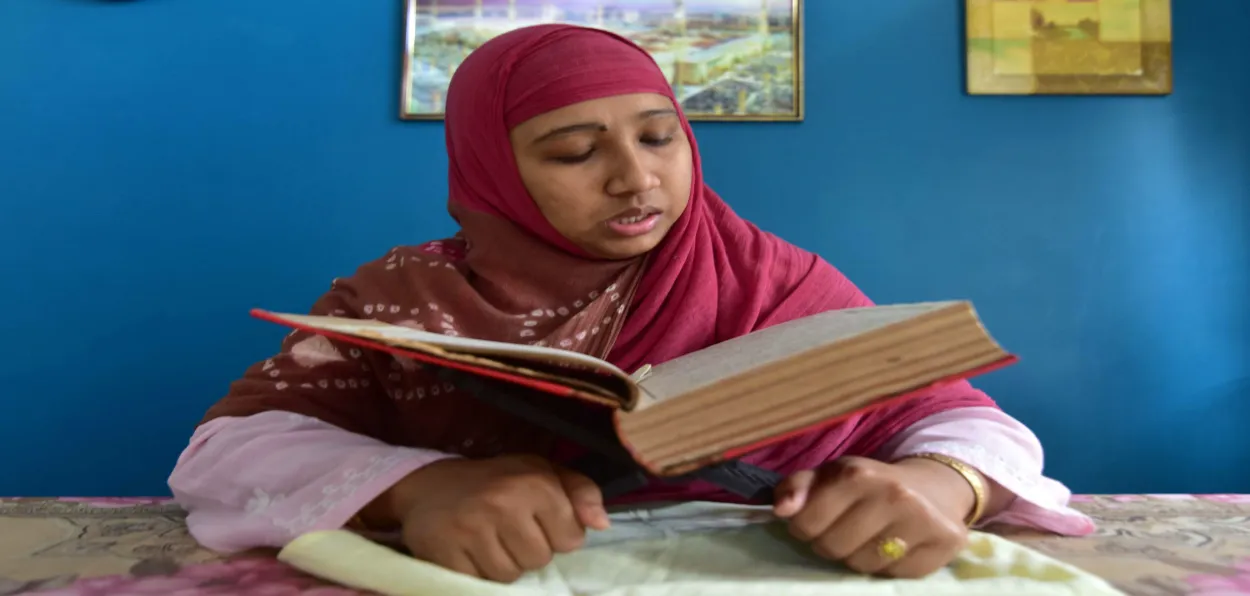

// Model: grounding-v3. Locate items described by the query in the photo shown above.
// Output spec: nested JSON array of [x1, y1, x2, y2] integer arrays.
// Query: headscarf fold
[[204, 25, 996, 503]]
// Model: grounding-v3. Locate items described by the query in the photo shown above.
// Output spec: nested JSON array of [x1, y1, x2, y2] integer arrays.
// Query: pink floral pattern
[[1185, 558, 1250, 595], [1196, 494, 1250, 504], [28, 558, 366, 596]]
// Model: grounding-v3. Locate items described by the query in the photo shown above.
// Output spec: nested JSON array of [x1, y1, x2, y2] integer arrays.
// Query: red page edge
[[615, 354, 1021, 477]]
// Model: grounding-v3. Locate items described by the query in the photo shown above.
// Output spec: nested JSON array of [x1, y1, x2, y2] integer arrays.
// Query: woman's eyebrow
[[532, 108, 677, 144], [532, 122, 606, 144]]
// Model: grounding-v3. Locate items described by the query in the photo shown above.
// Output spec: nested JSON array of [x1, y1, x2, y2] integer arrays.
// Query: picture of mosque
[[401, 0, 802, 121]]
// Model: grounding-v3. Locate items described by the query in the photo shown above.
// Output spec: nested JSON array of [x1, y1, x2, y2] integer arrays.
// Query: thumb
[[554, 467, 611, 531], [773, 469, 818, 519]]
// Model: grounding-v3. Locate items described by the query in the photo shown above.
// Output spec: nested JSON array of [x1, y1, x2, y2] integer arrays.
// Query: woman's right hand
[[382, 455, 610, 583]]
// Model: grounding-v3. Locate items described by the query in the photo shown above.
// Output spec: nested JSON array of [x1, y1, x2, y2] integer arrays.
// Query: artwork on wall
[[400, 0, 803, 121], [966, 0, 1172, 96]]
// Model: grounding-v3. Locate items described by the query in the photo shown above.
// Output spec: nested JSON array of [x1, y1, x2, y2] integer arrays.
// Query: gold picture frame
[[400, 0, 804, 122], [966, 0, 1172, 96]]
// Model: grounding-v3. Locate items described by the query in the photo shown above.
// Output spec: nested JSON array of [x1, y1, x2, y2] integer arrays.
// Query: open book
[[252, 301, 1015, 477]]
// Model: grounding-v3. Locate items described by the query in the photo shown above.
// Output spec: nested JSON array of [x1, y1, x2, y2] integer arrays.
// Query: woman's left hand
[[772, 456, 972, 578]]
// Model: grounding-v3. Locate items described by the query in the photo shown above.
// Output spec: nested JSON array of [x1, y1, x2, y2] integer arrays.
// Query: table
[[2, 495, 1248, 595]]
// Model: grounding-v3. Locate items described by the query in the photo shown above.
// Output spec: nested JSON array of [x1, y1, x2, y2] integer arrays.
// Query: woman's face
[[509, 92, 693, 260]]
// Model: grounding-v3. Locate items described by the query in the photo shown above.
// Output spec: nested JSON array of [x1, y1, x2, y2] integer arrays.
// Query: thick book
[[251, 301, 1015, 477]]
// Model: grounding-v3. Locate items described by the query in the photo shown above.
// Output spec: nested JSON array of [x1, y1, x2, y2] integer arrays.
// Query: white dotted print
[[262, 359, 275, 371], [523, 320, 538, 327], [363, 305, 374, 315], [349, 348, 362, 358], [575, 331, 587, 341], [389, 305, 400, 314], [429, 303, 440, 311], [395, 320, 426, 331], [574, 300, 584, 308], [275, 381, 289, 391], [268, 370, 280, 378], [545, 309, 555, 317], [348, 379, 358, 388], [409, 307, 420, 315], [557, 307, 569, 316], [290, 336, 346, 368], [531, 309, 543, 316], [317, 380, 329, 389], [335, 379, 346, 389], [443, 313, 455, 322], [606, 284, 617, 292], [591, 327, 600, 335], [417, 388, 426, 399], [559, 339, 573, 348], [361, 379, 371, 388], [610, 293, 620, 302], [520, 330, 535, 338], [301, 383, 314, 389]]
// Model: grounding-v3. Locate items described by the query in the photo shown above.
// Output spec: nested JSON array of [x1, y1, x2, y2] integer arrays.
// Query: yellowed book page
[[636, 302, 965, 406]]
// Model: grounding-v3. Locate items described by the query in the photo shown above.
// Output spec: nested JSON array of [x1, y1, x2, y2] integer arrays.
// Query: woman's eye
[[642, 135, 674, 147], [551, 149, 594, 164]]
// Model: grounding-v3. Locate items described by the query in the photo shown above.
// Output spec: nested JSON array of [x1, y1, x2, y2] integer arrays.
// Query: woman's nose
[[605, 149, 661, 198]]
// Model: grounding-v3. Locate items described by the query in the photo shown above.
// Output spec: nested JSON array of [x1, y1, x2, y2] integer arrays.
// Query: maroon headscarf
[[204, 25, 997, 503]]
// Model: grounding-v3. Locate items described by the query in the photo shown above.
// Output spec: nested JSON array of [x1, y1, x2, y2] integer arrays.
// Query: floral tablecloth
[[1, 495, 1248, 595]]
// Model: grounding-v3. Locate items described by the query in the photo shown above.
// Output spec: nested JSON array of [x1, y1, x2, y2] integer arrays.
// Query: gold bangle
[[904, 452, 987, 527]]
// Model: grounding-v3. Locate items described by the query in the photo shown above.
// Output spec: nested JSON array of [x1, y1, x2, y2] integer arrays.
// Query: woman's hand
[[379, 455, 609, 583], [773, 456, 975, 578]]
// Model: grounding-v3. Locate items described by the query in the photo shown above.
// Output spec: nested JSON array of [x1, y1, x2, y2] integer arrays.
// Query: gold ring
[[877, 536, 908, 561]]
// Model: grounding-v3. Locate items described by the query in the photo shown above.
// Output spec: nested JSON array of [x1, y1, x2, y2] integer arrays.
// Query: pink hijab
[[207, 25, 997, 503]]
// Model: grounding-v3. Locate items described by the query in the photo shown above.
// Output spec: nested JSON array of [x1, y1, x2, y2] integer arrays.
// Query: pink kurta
[[169, 408, 1094, 553]]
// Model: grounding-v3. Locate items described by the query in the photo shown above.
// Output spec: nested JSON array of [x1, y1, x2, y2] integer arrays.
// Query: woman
[[170, 25, 1092, 583]]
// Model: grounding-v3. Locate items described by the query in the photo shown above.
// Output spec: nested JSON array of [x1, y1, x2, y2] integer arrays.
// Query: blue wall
[[2, 1, 1247, 497]]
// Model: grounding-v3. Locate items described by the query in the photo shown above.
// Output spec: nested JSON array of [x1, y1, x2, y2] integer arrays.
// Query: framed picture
[[966, 0, 1172, 96], [400, 0, 803, 121]]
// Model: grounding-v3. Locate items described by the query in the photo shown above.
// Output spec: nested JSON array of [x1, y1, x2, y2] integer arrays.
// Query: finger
[[554, 466, 610, 530], [785, 477, 858, 542], [810, 498, 894, 565], [497, 515, 554, 571], [882, 543, 960, 579], [773, 469, 817, 518], [466, 532, 524, 583], [535, 506, 587, 554], [839, 520, 915, 576], [433, 548, 482, 579]]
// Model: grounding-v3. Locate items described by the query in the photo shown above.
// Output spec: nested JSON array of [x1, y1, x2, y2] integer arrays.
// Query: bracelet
[[904, 452, 987, 527]]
